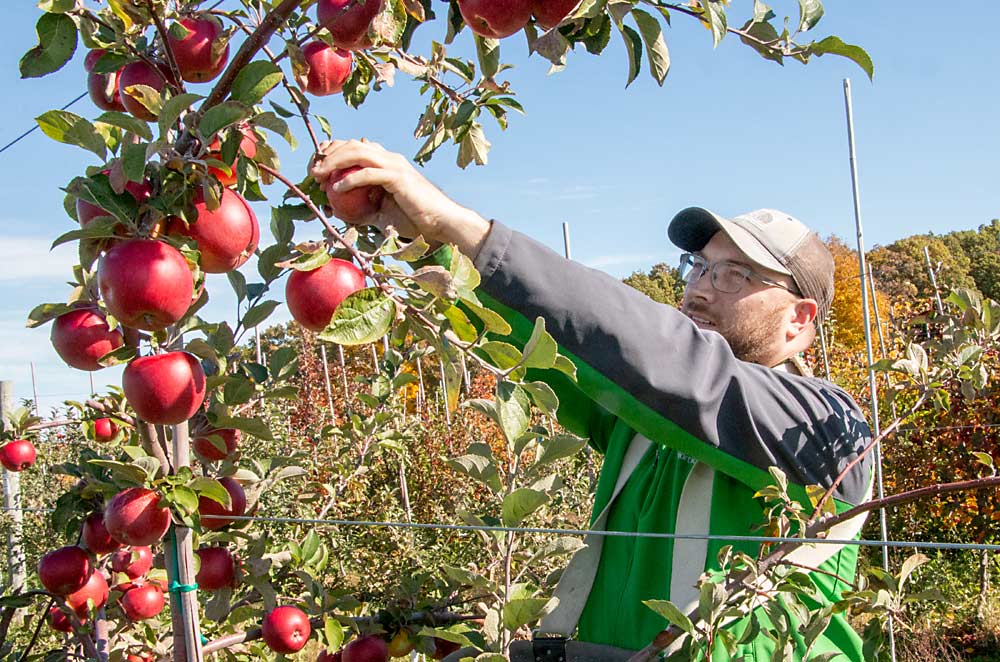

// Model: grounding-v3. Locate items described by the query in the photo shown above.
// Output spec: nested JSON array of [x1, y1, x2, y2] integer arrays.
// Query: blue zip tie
[[169, 581, 199, 594]]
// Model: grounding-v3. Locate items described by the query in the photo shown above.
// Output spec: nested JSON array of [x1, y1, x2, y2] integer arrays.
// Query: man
[[311, 140, 874, 660]]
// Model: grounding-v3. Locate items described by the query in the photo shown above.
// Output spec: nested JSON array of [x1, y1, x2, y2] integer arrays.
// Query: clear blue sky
[[1, 1, 997, 412]]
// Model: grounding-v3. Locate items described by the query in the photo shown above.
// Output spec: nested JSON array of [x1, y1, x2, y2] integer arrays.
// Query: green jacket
[[470, 222, 874, 659]]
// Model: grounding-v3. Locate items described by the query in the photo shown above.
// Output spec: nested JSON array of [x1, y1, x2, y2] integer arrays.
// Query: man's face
[[679, 231, 799, 366]]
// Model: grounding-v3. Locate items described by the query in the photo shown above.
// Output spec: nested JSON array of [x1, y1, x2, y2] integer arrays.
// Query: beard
[[684, 298, 790, 366]]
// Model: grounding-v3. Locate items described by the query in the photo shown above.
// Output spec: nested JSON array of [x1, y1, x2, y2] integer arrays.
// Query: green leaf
[[212, 415, 273, 440], [632, 9, 670, 85], [474, 35, 500, 79], [323, 616, 345, 651], [521, 381, 558, 417], [497, 382, 531, 445], [446, 445, 502, 493], [615, 22, 643, 87], [457, 122, 490, 169], [253, 112, 297, 149], [170, 485, 200, 513], [553, 354, 577, 380], [317, 288, 394, 346], [898, 553, 928, 590], [643, 599, 695, 635], [36, 111, 106, 159], [697, 0, 728, 46], [411, 265, 456, 299], [157, 93, 203, 135], [189, 477, 232, 508], [200, 101, 252, 140], [502, 597, 552, 630], [477, 341, 522, 372], [462, 299, 511, 335], [810, 36, 874, 81], [242, 300, 280, 329], [797, 0, 824, 32], [96, 111, 154, 141], [87, 459, 147, 486], [521, 317, 558, 370], [534, 434, 587, 468], [501, 488, 549, 527], [230, 61, 284, 106], [20, 12, 77, 79], [442, 304, 478, 343], [972, 451, 995, 472], [25, 302, 74, 329]]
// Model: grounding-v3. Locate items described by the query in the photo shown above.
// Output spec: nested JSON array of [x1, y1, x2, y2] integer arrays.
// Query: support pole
[[1, 381, 26, 594], [817, 323, 832, 381], [338, 345, 350, 407], [165, 420, 203, 662], [29, 363, 39, 415], [843, 77, 895, 662], [923, 245, 946, 316], [416, 359, 426, 415], [320, 345, 336, 425], [562, 222, 572, 261]]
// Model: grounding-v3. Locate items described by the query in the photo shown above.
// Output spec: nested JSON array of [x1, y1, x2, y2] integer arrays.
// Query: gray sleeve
[[473, 221, 873, 505]]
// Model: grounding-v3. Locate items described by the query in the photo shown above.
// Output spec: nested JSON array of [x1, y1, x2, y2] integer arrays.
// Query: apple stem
[[225, 18, 321, 152], [145, 0, 186, 96]]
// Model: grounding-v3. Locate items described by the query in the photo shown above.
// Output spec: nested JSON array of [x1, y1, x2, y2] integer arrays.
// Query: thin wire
[[7, 506, 995, 553], [0, 93, 87, 155], [0, 0, 227, 156]]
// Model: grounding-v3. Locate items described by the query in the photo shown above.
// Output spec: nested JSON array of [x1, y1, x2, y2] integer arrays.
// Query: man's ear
[[787, 298, 818, 341]]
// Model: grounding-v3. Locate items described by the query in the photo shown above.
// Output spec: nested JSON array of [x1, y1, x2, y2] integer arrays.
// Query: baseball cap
[[667, 207, 835, 323]]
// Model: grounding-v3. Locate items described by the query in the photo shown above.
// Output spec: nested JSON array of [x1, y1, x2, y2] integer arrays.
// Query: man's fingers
[[328, 164, 395, 194], [310, 139, 389, 179]]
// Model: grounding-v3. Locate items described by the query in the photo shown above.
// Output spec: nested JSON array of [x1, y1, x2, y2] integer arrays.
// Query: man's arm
[[475, 222, 873, 506], [310, 141, 873, 505]]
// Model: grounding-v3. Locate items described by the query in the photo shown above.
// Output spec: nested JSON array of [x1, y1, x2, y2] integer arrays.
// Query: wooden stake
[[165, 421, 203, 662], [320, 344, 336, 425]]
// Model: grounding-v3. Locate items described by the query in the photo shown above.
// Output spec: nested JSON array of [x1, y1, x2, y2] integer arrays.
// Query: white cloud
[[583, 253, 663, 269], [0, 236, 77, 281]]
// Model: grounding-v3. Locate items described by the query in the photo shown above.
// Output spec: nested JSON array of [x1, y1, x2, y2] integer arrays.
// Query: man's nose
[[685, 269, 714, 300]]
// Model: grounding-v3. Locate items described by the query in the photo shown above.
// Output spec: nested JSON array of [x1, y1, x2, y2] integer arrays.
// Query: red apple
[[324, 166, 386, 222], [342, 635, 389, 662], [48, 606, 75, 632], [104, 487, 171, 547], [85, 49, 127, 112], [198, 476, 246, 530], [316, 0, 382, 50], [261, 605, 312, 654], [167, 15, 229, 83], [285, 258, 366, 332], [207, 123, 258, 186], [38, 546, 92, 595], [300, 41, 353, 96], [118, 60, 171, 121], [316, 651, 343, 662], [122, 352, 206, 425], [93, 418, 120, 443], [110, 545, 154, 579], [97, 239, 194, 331], [532, 0, 578, 29], [193, 428, 240, 462], [431, 637, 462, 659], [120, 583, 165, 620], [457, 0, 532, 38], [0, 439, 36, 472], [125, 653, 154, 662], [50, 309, 124, 372], [65, 569, 109, 618], [166, 188, 259, 273], [195, 547, 236, 590], [82, 513, 123, 555]]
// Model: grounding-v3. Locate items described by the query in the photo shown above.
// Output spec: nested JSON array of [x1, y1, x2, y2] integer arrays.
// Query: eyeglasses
[[678, 252, 800, 295]]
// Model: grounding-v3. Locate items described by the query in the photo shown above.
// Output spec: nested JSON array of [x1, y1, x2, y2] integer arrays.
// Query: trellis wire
[[4, 506, 999, 553]]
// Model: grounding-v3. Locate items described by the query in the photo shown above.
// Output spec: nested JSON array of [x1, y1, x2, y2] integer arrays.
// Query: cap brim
[[668, 207, 791, 276]]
